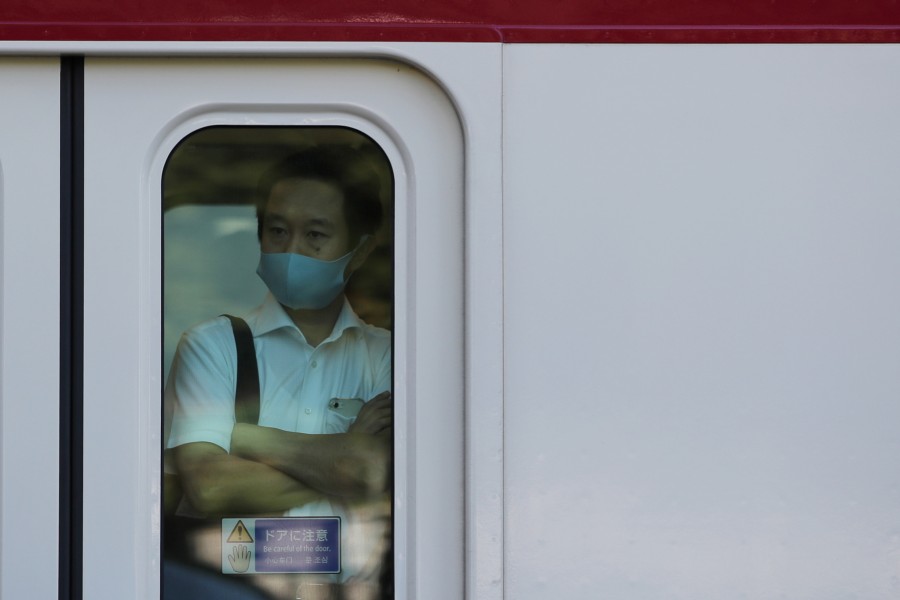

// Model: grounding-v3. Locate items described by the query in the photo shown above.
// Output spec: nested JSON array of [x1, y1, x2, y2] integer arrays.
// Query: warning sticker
[[227, 520, 254, 543], [221, 517, 341, 575]]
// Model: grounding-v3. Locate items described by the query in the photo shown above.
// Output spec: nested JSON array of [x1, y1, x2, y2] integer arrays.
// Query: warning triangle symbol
[[227, 520, 254, 543]]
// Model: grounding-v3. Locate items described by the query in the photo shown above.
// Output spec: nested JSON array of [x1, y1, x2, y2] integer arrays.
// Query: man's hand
[[349, 391, 392, 436]]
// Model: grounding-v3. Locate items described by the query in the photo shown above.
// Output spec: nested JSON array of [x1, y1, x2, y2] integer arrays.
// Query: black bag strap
[[223, 315, 260, 425]]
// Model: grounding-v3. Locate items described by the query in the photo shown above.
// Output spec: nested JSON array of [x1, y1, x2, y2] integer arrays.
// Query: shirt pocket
[[324, 397, 365, 434]]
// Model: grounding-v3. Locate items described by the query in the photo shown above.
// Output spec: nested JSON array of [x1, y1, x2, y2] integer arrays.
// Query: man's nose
[[286, 235, 312, 257]]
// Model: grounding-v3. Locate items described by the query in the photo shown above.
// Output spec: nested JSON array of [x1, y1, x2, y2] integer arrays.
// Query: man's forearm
[[231, 424, 391, 498], [175, 442, 325, 516]]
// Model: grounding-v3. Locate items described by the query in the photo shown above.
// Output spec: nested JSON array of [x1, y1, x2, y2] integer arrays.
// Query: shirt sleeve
[[165, 319, 237, 453], [372, 330, 392, 396]]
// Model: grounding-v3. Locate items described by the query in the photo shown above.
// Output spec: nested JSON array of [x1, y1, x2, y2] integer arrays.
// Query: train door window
[[161, 126, 395, 599], [81, 58, 463, 600]]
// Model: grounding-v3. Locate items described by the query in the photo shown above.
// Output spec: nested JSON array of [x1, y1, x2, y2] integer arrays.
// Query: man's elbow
[[174, 443, 234, 515], [180, 472, 231, 516]]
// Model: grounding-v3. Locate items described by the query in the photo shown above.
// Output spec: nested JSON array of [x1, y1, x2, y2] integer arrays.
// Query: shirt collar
[[248, 292, 363, 342]]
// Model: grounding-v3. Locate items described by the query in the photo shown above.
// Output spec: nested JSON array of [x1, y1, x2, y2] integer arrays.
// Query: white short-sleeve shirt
[[166, 293, 391, 455]]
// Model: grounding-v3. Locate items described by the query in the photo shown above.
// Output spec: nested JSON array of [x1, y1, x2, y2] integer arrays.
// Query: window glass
[[162, 127, 394, 600]]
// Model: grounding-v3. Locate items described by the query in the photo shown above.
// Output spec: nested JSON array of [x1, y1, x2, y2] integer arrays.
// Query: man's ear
[[345, 235, 377, 276]]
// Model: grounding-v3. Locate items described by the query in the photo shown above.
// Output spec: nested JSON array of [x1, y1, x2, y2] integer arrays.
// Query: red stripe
[[1, 0, 899, 42]]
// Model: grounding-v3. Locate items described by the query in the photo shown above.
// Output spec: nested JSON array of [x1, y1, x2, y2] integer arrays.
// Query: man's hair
[[256, 146, 385, 245]]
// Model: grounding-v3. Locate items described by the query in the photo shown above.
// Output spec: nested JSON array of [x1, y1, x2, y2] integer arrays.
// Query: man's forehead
[[271, 176, 341, 198], [267, 177, 346, 219]]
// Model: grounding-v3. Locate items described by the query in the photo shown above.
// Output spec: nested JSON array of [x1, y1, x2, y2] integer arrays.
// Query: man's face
[[260, 178, 351, 260]]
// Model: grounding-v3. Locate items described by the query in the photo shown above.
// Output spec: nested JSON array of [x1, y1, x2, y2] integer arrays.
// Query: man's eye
[[268, 226, 287, 236], [307, 231, 327, 240]]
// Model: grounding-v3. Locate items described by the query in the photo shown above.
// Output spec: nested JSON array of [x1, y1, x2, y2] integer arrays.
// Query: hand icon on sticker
[[228, 544, 252, 573]]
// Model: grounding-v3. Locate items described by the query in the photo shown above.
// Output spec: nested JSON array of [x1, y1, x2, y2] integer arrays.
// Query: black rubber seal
[[59, 55, 84, 600]]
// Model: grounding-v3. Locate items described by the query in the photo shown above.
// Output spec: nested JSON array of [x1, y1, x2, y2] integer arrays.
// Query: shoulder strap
[[223, 315, 260, 425]]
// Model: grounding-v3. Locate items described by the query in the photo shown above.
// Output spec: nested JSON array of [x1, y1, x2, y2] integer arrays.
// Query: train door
[[79, 55, 468, 599]]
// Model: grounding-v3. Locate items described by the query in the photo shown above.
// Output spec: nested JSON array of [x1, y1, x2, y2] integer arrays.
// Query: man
[[165, 147, 393, 593]]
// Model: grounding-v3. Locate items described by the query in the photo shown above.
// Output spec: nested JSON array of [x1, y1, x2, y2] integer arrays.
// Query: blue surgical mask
[[257, 249, 355, 310]]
